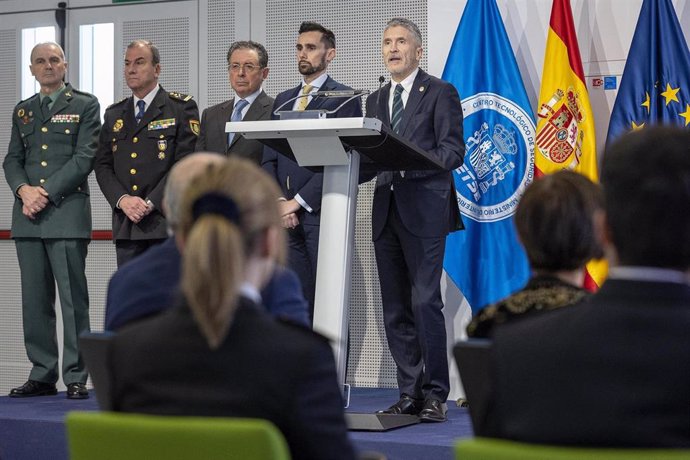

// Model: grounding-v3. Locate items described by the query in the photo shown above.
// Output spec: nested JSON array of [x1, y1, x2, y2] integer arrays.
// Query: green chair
[[66, 411, 291, 460], [456, 437, 690, 460]]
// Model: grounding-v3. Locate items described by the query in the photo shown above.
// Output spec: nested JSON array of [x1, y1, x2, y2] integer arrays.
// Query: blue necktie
[[135, 100, 146, 124], [391, 84, 404, 134], [227, 99, 249, 145]]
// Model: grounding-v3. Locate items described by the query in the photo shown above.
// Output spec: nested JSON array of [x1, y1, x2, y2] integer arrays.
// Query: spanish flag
[[535, 0, 606, 290]]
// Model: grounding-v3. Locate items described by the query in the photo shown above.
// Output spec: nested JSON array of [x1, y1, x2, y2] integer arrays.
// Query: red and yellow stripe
[[536, 0, 606, 290]]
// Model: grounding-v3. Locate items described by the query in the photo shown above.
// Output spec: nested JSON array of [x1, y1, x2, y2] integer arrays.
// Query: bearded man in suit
[[262, 21, 362, 319]]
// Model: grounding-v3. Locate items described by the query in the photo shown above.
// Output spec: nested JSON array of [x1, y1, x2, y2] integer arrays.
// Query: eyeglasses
[[228, 63, 261, 73]]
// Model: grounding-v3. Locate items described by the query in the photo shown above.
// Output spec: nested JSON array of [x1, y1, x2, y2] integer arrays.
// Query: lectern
[[227, 117, 445, 430]]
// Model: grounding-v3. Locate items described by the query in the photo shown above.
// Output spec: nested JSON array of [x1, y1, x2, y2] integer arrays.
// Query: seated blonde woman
[[110, 158, 355, 460], [467, 170, 604, 338]]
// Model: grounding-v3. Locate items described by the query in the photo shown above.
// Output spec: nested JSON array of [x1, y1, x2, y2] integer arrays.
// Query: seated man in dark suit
[[487, 126, 690, 447], [104, 152, 309, 331], [111, 158, 355, 460]]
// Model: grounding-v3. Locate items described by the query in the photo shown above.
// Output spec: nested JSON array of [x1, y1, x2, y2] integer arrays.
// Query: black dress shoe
[[9, 380, 57, 398], [66, 382, 89, 400], [376, 395, 424, 415], [419, 399, 447, 422]]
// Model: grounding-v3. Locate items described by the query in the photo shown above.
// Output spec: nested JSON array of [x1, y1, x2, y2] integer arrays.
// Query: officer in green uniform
[[95, 39, 199, 266], [3, 42, 100, 399]]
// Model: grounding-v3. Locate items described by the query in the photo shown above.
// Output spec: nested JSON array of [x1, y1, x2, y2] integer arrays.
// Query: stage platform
[[0, 387, 473, 460]]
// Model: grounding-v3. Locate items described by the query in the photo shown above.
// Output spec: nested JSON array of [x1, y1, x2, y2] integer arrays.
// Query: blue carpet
[[0, 388, 473, 460]]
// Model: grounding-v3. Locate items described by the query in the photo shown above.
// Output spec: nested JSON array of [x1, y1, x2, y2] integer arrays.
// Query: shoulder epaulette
[[106, 97, 128, 109], [17, 94, 38, 106], [168, 91, 193, 102]]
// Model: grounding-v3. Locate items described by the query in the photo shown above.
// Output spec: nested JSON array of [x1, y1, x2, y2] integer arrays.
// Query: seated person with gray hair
[[104, 152, 309, 331]]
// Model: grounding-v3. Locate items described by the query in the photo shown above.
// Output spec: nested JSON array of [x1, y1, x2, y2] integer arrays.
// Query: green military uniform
[[3, 83, 100, 385], [94, 86, 198, 265]]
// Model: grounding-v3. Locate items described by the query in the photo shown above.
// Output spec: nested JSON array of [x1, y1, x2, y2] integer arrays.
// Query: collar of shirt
[[608, 266, 689, 285], [388, 67, 419, 113], [40, 83, 66, 107], [234, 87, 262, 117], [133, 84, 160, 113], [291, 73, 328, 110], [240, 281, 263, 305]]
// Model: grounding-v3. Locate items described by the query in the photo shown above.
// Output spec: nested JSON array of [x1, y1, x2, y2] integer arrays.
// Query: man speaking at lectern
[[366, 18, 465, 423], [262, 21, 362, 320]]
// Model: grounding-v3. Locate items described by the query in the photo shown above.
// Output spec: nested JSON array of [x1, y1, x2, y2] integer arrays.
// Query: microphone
[[374, 76, 385, 120], [311, 89, 369, 98]]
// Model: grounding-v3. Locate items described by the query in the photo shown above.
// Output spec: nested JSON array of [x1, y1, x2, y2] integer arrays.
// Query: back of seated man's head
[[602, 126, 690, 270], [164, 152, 226, 234]]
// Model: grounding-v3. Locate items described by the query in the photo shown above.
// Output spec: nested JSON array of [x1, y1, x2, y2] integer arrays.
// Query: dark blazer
[[365, 69, 465, 239], [196, 91, 274, 163], [95, 87, 199, 241], [104, 237, 310, 330], [488, 278, 690, 447], [111, 299, 355, 460], [4, 83, 100, 238], [262, 76, 362, 223]]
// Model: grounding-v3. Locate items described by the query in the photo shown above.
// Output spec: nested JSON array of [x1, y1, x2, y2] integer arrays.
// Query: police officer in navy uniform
[[3, 42, 100, 399], [95, 39, 199, 266]]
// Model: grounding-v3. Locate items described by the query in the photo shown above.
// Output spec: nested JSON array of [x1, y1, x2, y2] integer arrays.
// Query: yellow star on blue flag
[[607, 0, 690, 143]]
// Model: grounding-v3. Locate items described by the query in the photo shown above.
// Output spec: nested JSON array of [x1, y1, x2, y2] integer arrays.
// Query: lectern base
[[345, 413, 420, 431]]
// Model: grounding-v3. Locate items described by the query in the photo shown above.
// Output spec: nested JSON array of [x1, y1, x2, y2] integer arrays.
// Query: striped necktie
[[391, 84, 404, 134]]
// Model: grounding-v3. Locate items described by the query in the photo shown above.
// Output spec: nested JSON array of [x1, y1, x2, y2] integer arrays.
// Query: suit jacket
[[95, 87, 199, 241], [104, 237, 309, 330], [487, 278, 690, 447], [111, 299, 355, 460], [3, 83, 100, 239], [365, 69, 465, 239], [262, 76, 362, 224], [196, 91, 274, 163]]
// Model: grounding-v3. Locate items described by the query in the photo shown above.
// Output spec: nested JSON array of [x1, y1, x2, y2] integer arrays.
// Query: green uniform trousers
[[15, 238, 90, 384]]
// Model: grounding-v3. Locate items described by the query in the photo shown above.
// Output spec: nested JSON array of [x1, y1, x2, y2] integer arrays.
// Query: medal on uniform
[[158, 139, 167, 160], [17, 109, 24, 117]]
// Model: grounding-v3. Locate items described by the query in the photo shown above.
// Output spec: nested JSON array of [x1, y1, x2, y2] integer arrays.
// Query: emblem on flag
[[536, 88, 585, 166]]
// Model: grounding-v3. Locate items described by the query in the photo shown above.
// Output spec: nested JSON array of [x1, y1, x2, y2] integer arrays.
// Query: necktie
[[391, 84, 404, 134], [227, 99, 249, 145], [296, 84, 313, 111], [135, 100, 146, 124], [41, 97, 51, 119]]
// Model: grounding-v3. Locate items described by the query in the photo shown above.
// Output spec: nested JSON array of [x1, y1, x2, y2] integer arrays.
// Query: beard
[[298, 57, 327, 76]]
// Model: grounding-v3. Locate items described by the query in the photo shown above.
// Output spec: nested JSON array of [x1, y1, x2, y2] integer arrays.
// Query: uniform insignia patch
[[148, 118, 176, 130], [51, 114, 80, 123], [190, 119, 200, 136], [169, 92, 193, 102], [113, 119, 124, 132]]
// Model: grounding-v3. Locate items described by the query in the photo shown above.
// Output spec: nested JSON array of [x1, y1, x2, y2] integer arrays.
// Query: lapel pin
[[419, 86, 425, 92]]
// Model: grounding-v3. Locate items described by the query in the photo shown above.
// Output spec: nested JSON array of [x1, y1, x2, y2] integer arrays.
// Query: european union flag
[[442, 0, 534, 313], [607, 0, 690, 142]]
